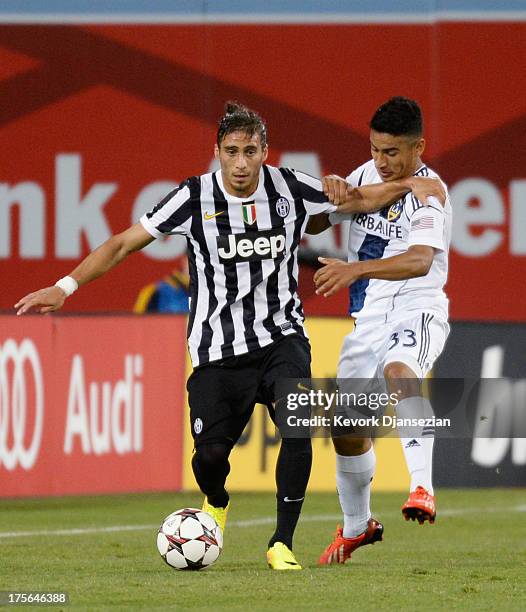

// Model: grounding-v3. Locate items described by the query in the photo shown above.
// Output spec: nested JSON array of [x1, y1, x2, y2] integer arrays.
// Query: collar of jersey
[[216, 167, 266, 204]]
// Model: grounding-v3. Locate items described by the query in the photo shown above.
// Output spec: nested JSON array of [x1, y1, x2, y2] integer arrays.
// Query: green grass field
[[1, 489, 525, 611]]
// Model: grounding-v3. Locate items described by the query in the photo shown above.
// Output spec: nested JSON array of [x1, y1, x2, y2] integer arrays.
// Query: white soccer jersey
[[331, 159, 451, 322], [140, 165, 336, 367]]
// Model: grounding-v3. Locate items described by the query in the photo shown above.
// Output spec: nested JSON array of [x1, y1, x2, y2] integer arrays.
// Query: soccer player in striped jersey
[[15, 101, 445, 570], [313, 97, 451, 566]]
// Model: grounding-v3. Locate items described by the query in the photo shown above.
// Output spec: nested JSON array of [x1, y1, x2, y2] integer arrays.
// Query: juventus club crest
[[276, 197, 290, 218], [242, 201, 257, 224]]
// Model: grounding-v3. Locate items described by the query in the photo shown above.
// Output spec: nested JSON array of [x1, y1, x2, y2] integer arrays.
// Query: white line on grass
[[0, 504, 525, 539]]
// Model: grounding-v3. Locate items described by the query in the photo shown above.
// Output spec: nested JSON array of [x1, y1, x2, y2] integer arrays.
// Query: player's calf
[[191, 442, 231, 510]]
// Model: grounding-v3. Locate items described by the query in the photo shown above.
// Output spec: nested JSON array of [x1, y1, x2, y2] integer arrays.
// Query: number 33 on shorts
[[388, 329, 417, 349], [385, 313, 450, 379]]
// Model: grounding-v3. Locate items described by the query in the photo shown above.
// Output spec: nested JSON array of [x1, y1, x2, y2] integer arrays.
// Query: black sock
[[192, 443, 231, 508], [268, 437, 312, 549]]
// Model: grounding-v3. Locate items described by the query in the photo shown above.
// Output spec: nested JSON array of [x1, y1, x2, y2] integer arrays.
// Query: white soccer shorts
[[338, 311, 450, 382]]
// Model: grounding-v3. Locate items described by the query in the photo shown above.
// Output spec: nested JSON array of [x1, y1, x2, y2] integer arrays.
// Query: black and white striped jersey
[[140, 165, 336, 367]]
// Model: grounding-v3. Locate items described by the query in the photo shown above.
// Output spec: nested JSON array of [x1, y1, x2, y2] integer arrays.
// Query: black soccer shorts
[[186, 334, 311, 447]]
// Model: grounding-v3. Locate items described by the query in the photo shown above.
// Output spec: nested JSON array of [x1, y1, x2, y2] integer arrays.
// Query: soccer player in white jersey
[[15, 101, 444, 570], [313, 97, 452, 565]]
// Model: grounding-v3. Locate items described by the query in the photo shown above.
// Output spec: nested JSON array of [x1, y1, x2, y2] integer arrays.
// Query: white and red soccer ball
[[157, 508, 223, 570]]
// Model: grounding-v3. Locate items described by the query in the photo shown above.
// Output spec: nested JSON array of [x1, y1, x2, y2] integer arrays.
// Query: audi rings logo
[[0, 339, 44, 470]]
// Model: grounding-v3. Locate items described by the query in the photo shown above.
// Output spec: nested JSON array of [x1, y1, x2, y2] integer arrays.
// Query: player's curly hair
[[217, 101, 267, 147], [370, 97, 423, 137]]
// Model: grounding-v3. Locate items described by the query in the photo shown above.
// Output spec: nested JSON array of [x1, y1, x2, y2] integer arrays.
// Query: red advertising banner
[[0, 314, 187, 497], [1, 23, 525, 321]]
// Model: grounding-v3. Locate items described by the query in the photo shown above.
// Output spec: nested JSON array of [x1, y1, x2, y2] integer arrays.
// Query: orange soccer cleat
[[318, 518, 384, 565], [402, 486, 436, 524]]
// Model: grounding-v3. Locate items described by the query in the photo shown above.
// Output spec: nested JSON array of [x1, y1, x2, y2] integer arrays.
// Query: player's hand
[[14, 286, 67, 315], [322, 175, 353, 206], [314, 257, 362, 297], [407, 177, 446, 207]]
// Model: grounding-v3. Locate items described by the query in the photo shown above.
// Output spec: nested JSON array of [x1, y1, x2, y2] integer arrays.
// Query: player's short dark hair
[[370, 97, 423, 137], [217, 101, 267, 147]]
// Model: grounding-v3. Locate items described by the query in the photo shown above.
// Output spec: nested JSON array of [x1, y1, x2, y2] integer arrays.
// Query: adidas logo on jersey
[[217, 229, 286, 263], [405, 439, 421, 448]]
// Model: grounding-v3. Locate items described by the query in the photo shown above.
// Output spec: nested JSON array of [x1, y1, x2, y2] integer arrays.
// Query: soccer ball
[[157, 508, 223, 570]]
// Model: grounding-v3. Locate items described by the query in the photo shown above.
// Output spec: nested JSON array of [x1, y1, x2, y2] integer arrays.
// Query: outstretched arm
[[305, 175, 446, 235], [324, 175, 446, 213], [15, 223, 155, 315], [313, 245, 434, 297]]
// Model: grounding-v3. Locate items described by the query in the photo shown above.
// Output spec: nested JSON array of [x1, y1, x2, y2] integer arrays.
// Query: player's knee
[[384, 361, 421, 398], [193, 442, 231, 471], [384, 360, 415, 380], [332, 436, 371, 456]]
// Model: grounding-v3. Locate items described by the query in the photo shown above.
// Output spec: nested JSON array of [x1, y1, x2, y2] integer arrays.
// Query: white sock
[[395, 397, 435, 494], [336, 447, 376, 538]]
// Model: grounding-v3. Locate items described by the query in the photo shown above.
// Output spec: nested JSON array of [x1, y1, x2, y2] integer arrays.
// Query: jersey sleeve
[[345, 166, 364, 188], [407, 197, 445, 251], [140, 181, 193, 237], [290, 170, 337, 215]]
